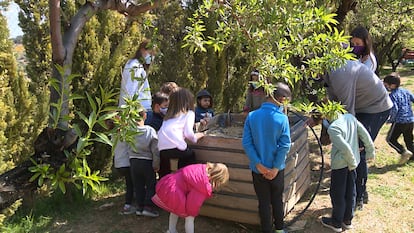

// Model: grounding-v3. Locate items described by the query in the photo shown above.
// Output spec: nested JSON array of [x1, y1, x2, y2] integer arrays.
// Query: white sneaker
[[399, 150, 413, 164], [119, 205, 136, 215]]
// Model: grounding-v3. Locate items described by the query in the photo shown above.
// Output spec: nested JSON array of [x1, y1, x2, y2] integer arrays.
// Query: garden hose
[[285, 110, 325, 227]]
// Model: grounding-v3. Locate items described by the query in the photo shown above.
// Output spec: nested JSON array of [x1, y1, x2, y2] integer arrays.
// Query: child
[[243, 69, 267, 115], [383, 73, 414, 164], [160, 81, 180, 96], [321, 112, 375, 232], [195, 89, 214, 124], [242, 82, 292, 233], [157, 87, 205, 177], [152, 162, 229, 233], [145, 92, 169, 131], [129, 109, 160, 217]]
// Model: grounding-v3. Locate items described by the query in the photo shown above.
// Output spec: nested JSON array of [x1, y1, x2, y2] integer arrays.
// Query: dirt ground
[[48, 71, 414, 233], [48, 126, 403, 233]]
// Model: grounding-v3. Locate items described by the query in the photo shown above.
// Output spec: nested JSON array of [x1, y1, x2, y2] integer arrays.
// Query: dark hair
[[151, 92, 169, 109], [196, 89, 213, 108], [350, 26, 373, 57], [133, 39, 151, 60], [163, 87, 195, 120], [272, 82, 292, 99], [383, 73, 401, 88]]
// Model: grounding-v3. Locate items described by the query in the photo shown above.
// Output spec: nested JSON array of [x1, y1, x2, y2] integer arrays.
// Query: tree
[[47, 0, 165, 130], [0, 10, 36, 173], [183, 0, 353, 97]]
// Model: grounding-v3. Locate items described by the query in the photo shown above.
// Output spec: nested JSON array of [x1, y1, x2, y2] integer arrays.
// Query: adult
[[119, 39, 154, 111], [350, 26, 377, 73], [325, 60, 393, 210]]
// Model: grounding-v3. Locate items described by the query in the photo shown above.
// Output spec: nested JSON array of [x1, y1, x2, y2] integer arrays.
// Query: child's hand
[[256, 163, 270, 175], [195, 132, 205, 140], [263, 168, 279, 180]]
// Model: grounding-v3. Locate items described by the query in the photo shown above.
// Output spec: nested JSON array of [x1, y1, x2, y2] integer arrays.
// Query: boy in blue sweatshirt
[[383, 73, 414, 164], [242, 82, 291, 233], [321, 112, 374, 232]]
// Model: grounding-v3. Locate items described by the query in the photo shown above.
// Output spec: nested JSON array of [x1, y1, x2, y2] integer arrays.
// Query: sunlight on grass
[[371, 185, 397, 199], [1, 213, 51, 233]]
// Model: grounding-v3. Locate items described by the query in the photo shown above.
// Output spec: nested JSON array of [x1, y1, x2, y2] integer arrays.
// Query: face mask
[[144, 54, 153, 65], [160, 107, 168, 115], [352, 45, 365, 56]]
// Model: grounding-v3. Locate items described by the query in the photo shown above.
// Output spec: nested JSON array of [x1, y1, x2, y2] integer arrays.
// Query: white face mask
[[144, 54, 153, 65], [160, 107, 168, 115]]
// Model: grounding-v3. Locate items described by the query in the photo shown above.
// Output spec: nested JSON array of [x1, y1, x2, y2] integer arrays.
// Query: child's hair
[[160, 81, 179, 95], [272, 82, 292, 99], [163, 87, 195, 120], [350, 26, 373, 57], [196, 89, 213, 108], [152, 92, 169, 109], [383, 72, 401, 88], [206, 162, 229, 191]]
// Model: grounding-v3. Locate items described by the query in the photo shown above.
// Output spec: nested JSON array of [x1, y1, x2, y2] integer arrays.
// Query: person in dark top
[[145, 92, 169, 131]]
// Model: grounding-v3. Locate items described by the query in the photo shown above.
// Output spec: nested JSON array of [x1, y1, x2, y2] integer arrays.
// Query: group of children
[[115, 38, 413, 233], [115, 80, 229, 233]]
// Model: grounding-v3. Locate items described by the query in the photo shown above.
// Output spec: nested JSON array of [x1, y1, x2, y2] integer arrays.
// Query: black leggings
[[158, 148, 196, 178]]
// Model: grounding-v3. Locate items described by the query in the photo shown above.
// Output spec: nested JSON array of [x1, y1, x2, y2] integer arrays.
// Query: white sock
[[168, 213, 179, 233], [184, 216, 195, 233]]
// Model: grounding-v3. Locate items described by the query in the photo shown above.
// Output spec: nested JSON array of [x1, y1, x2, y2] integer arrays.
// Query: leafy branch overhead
[[183, 0, 354, 89]]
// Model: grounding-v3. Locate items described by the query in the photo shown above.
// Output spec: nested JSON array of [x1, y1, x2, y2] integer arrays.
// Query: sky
[[2, 2, 23, 38]]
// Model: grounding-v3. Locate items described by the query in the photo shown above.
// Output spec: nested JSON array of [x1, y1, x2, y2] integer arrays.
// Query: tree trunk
[[334, 0, 357, 29], [48, 0, 165, 129]]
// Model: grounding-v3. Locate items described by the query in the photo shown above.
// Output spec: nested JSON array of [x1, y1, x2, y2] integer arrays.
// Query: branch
[[376, 1, 414, 15], [103, 0, 166, 16], [49, 0, 65, 64]]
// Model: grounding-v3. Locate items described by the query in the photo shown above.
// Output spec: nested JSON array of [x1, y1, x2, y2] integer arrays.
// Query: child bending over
[[152, 162, 229, 233]]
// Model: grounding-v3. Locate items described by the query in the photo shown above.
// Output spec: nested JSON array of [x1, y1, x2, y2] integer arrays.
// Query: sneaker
[[321, 217, 342, 233], [119, 205, 136, 215], [399, 150, 413, 164], [142, 207, 159, 217], [342, 220, 353, 230], [355, 200, 363, 211]]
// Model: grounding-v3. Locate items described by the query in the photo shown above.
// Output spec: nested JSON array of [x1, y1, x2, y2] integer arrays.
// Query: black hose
[[285, 111, 325, 227]]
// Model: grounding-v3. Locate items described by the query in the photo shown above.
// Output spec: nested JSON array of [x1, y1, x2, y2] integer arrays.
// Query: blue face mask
[[160, 107, 168, 115], [144, 54, 153, 65]]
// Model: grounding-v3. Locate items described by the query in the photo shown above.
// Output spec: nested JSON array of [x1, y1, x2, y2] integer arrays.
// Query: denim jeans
[[252, 170, 284, 233], [330, 167, 356, 226], [355, 109, 390, 202]]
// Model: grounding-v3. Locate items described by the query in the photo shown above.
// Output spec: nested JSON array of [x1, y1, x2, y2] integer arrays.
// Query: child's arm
[[356, 120, 375, 160], [150, 129, 160, 172], [183, 111, 200, 143]]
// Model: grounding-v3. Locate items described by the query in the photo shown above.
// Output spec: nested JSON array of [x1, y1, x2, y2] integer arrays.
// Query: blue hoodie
[[242, 102, 291, 173]]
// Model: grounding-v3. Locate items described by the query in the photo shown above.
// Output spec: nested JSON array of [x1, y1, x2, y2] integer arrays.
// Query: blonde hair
[[163, 87, 195, 120], [206, 162, 229, 191]]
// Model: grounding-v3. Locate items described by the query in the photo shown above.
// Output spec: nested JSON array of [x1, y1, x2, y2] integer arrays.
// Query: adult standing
[[325, 60, 393, 210], [119, 39, 154, 111], [350, 26, 377, 73]]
